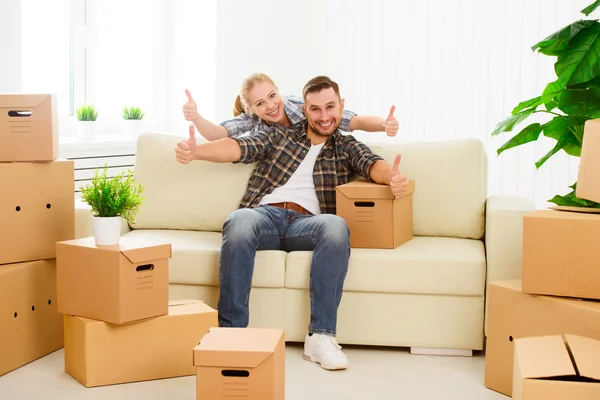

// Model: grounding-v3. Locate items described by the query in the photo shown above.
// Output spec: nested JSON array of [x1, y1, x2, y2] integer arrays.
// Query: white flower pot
[[78, 121, 97, 141], [123, 119, 143, 140], [92, 216, 122, 246]]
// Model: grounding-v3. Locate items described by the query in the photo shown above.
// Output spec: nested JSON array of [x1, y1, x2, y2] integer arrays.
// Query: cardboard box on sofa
[[512, 334, 600, 400], [64, 300, 217, 387], [194, 327, 285, 400], [484, 280, 600, 397], [56, 237, 171, 325], [576, 118, 600, 203], [0, 259, 63, 377], [0, 94, 59, 162], [0, 159, 74, 265], [522, 210, 600, 300], [336, 179, 415, 248]]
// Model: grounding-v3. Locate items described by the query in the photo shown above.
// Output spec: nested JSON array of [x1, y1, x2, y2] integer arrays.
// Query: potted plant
[[76, 104, 99, 141], [80, 165, 145, 246], [122, 106, 145, 139], [492, 0, 600, 210]]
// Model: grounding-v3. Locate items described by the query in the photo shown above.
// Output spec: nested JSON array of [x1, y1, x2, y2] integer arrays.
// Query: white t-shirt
[[259, 142, 324, 215]]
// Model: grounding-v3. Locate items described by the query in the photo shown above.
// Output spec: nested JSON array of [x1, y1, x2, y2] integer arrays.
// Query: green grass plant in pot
[[122, 106, 145, 140], [80, 165, 144, 245], [492, 0, 600, 210], [76, 104, 99, 141]]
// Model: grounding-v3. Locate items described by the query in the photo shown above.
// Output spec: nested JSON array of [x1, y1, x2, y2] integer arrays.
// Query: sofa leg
[[410, 347, 473, 357]]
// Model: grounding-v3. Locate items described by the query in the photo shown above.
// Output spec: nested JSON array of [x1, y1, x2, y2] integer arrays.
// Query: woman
[[182, 73, 398, 141]]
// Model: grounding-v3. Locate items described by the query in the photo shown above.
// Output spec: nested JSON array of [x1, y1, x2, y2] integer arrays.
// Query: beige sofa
[[74, 132, 535, 353]]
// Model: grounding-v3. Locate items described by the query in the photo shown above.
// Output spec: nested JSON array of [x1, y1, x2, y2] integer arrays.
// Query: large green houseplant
[[492, 0, 600, 209], [80, 165, 144, 245]]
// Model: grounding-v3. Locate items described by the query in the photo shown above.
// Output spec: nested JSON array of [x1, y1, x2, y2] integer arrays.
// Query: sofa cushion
[[285, 236, 486, 296], [368, 139, 487, 239], [122, 229, 286, 288], [131, 133, 257, 232]]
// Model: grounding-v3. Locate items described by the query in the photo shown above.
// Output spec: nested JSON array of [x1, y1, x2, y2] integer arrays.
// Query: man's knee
[[223, 208, 262, 242], [317, 214, 350, 243]]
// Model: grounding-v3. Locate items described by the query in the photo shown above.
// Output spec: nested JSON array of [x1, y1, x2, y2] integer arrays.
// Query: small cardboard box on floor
[[0, 93, 59, 162], [194, 327, 285, 400], [0, 260, 63, 377], [522, 210, 600, 300], [56, 237, 171, 325], [0, 159, 74, 265], [576, 118, 600, 203], [512, 334, 600, 400], [336, 179, 415, 248], [484, 280, 600, 397], [64, 300, 217, 387]]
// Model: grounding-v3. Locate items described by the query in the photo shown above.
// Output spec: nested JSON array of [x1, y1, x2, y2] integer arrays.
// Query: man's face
[[303, 87, 344, 137]]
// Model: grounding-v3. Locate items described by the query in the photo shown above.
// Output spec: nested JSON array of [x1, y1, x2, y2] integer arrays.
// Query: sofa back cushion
[[131, 133, 487, 239]]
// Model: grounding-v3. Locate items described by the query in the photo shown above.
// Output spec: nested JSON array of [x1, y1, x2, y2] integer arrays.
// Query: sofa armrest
[[75, 199, 133, 239], [484, 195, 536, 285]]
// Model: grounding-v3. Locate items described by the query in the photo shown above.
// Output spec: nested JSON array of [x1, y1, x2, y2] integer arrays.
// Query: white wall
[[215, 0, 598, 209], [0, 0, 22, 92]]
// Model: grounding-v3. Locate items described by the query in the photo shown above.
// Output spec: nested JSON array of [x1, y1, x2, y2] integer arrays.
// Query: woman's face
[[247, 81, 286, 125]]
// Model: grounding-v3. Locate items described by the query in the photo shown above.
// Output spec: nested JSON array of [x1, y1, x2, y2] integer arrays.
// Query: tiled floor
[[0, 344, 508, 400]]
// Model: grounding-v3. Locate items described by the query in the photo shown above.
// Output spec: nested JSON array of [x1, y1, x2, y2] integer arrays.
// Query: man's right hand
[[183, 89, 198, 121], [175, 125, 197, 164]]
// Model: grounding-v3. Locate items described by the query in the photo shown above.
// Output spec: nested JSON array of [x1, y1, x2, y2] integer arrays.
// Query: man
[[175, 76, 409, 371]]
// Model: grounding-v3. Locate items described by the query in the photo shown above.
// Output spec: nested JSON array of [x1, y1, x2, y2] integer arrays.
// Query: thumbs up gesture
[[175, 125, 198, 164], [389, 154, 409, 197], [183, 89, 198, 121], [383, 105, 398, 137]]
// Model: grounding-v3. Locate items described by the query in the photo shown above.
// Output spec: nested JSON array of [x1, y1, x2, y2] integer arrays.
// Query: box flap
[[167, 300, 216, 317], [193, 327, 283, 368], [515, 335, 576, 379], [0, 94, 51, 109], [564, 334, 600, 381], [121, 243, 172, 264], [336, 180, 415, 199]]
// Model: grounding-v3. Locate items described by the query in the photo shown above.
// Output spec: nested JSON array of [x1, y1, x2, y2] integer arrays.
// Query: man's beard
[[308, 120, 339, 137]]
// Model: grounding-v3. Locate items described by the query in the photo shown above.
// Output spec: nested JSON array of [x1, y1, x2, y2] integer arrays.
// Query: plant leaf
[[581, 0, 600, 16], [548, 185, 600, 208], [491, 108, 536, 136], [531, 20, 598, 56], [511, 96, 542, 115], [542, 79, 565, 104], [554, 23, 600, 87], [497, 123, 543, 155], [558, 87, 600, 117], [535, 130, 582, 168]]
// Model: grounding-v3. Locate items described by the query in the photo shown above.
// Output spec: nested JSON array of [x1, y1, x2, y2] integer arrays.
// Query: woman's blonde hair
[[232, 73, 275, 116]]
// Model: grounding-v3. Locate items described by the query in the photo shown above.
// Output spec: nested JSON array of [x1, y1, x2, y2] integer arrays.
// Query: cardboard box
[[0, 260, 63, 377], [0, 94, 59, 162], [194, 327, 285, 400], [336, 179, 415, 248], [56, 237, 171, 325], [0, 160, 74, 265], [484, 280, 600, 397], [64, 300, 218, 387], [513, 334, 600, 400], [576, 118, 600, 203], [522, 210, 600, 300]]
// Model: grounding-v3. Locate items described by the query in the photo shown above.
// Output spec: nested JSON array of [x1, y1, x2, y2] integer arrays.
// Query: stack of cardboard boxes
[[0, 94, 74, 376], [485, 118, 600, 398]]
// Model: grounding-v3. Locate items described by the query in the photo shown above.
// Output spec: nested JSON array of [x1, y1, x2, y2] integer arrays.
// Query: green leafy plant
[[80, 165, 145, 223], [76, 105, 99, 121], [122, 106, 146, 120], [492, 0, 600, 209]]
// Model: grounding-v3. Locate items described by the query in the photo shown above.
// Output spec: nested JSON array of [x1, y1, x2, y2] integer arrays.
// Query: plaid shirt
[[221, 95, 357, 137], [231, 121, 384, 215]]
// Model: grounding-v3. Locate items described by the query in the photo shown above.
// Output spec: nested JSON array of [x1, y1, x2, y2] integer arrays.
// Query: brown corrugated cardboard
[[0, 94, 59, 162], [194, 327, 285, 400], [576, 118, 600, 203], [513, 335, 600, 399], [522, 210, 600, 300], [56, 237, 171, 325], [0, 160, 74, 265], [336, 179, 414, 248], [0, 260, 63, 377], [64, 300, 218, 387], [484, 280, 600, 397]]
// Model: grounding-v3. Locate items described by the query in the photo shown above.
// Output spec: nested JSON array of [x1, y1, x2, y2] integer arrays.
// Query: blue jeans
[[217, 205, 350, 336]]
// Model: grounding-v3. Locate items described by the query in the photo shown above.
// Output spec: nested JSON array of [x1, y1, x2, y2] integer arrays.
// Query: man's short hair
[[302, 76, 341, 102]]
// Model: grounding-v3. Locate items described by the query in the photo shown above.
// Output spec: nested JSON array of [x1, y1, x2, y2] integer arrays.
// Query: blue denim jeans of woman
[[217, 205, 351, 336]]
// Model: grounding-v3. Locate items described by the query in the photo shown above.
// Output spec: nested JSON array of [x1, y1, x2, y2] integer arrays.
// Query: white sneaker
[[303, 333, 348, 370]]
